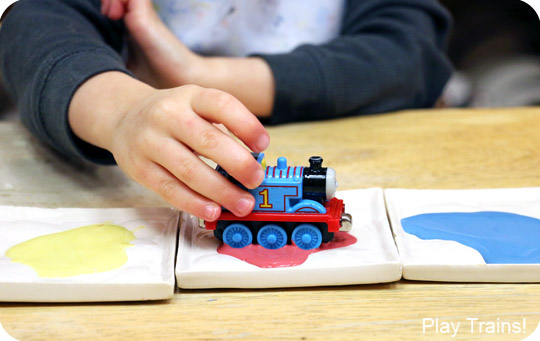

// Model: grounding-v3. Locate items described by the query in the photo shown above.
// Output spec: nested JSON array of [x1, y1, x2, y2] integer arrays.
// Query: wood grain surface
[[1, 107, 540, 340]]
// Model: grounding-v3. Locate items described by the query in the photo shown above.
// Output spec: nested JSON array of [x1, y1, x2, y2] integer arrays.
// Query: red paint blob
[[217, 232, 357, 268]]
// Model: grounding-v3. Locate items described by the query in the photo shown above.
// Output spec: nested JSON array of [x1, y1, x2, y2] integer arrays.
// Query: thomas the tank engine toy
[[202, 154, 352, 250]]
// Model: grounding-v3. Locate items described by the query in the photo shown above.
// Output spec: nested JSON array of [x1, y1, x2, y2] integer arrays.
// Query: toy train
[[201, 154, 352, 250]]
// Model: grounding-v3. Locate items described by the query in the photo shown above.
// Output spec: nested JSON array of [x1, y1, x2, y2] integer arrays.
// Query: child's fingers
[[151, 137, 256, 217], [169, 112, 264, 190], [133, 160, 222, 221], [101, 0, 111, 15], [105, 0, 128, 20], [190, 87, 270, 153]]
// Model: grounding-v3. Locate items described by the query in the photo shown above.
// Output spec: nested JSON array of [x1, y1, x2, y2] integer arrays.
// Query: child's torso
[[153, 0, 345, 56]]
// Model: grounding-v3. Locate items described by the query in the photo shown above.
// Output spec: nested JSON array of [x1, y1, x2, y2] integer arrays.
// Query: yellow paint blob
[[6, 223, 136, 278]]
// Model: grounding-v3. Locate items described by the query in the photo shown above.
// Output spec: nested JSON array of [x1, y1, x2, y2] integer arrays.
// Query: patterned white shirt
[[152, 0, 345, 56]]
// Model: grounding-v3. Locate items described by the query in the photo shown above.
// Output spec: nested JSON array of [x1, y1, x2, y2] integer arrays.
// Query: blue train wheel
[[223, 223, 253, 248], [257, 224, 287, 250], [292, 224, 322, 250]]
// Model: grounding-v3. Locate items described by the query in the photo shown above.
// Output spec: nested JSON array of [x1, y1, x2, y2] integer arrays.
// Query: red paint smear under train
[[217, 231, 357, 268]]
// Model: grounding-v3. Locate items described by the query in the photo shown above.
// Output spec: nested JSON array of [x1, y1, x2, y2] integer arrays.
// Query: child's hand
[[69, 72, 270, 221]]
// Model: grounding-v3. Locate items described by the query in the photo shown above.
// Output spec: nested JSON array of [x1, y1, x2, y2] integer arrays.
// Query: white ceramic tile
[[385, 188, 540, 282], [176, 188, 402, 289], [0, 207, 179, 302]]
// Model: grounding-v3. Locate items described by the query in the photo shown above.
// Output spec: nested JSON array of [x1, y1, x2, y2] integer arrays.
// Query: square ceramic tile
[[385, 188, 540, 282], [0, 206, 179, 302], [176, 188, 402, 289]]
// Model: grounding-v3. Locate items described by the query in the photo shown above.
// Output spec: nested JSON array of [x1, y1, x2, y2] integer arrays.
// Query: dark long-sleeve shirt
[[0, 0, 452, 164]]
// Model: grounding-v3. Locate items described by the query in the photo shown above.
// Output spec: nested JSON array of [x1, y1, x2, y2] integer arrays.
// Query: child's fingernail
[[251, 168, 265, 188], [205, 204, 220, 221], [236, 197, 253, 216], [256, 134, 270, 151]]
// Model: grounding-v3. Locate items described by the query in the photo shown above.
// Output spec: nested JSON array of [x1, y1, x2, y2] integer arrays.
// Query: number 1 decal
[[259, 189, 273, 208]]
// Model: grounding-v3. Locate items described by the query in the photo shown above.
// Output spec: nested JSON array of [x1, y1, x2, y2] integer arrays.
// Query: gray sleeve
[[0, 0, 132, 164], [257, 0, 453, 124]]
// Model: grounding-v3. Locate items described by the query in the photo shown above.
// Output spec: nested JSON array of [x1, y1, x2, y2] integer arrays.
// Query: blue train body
[[249, 155, 327, 214], [205, 154, 351, 250]]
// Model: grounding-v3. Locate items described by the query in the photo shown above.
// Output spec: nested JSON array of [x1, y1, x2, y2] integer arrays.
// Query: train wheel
[[292, 224, 322, 250], [223, 223, 253, 248], [257, 224, 287, 249]]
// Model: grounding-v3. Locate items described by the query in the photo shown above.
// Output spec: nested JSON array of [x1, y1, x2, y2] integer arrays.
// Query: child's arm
[[100, 0, 276, 117], [0, 0, 269, 220], [0, 0, 129, 164]]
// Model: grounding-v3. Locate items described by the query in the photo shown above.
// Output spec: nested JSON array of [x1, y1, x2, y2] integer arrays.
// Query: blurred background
[[0, 0, 539, 119], [440, 0, 540, 107]]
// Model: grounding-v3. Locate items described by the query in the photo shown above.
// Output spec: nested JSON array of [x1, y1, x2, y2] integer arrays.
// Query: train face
[[207, 154, 350, 250]]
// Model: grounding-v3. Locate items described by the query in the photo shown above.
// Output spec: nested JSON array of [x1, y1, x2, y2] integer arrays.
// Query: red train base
[[202, 198, 352, 250]]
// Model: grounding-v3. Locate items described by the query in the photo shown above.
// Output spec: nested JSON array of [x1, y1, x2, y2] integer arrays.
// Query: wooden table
[[1, 107, 540, 340]]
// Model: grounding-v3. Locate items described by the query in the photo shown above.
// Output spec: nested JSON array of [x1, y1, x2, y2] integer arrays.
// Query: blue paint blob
[[401, 211, 540, 264]]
